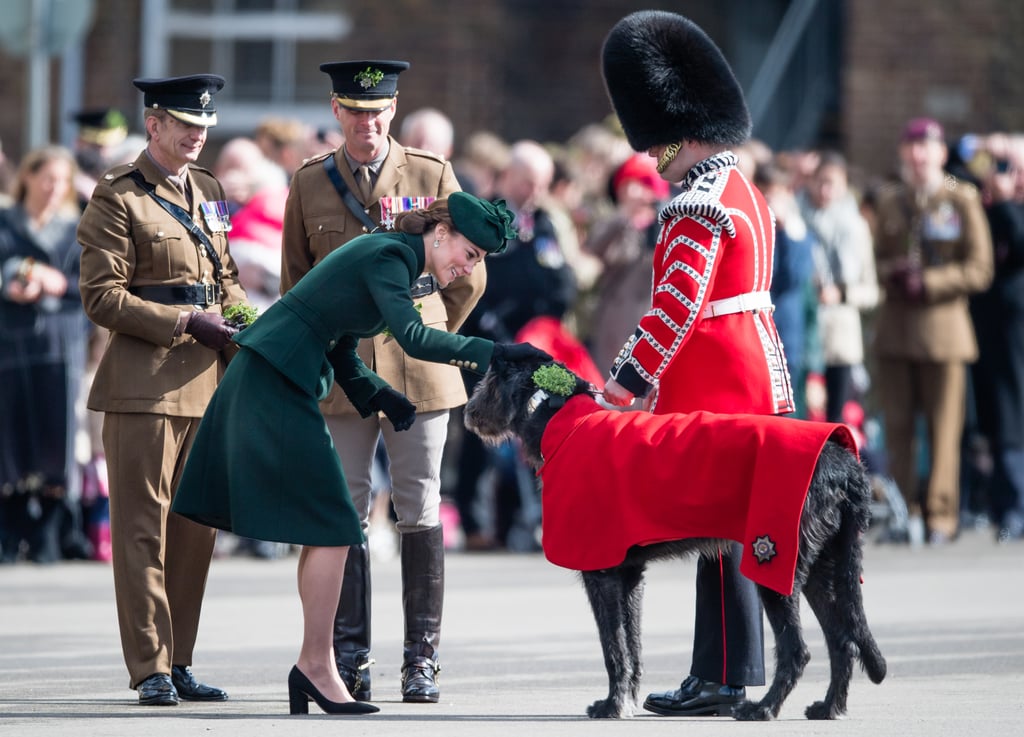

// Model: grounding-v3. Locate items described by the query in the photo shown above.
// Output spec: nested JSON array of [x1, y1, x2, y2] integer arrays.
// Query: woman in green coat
[[172, 193, 548, 715]]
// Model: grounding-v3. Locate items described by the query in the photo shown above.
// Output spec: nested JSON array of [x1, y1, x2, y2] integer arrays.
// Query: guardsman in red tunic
[[599, 11, 794, 717]]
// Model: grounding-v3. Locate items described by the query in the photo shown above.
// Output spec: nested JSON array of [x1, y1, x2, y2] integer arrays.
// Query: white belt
[[701, 290, 773, 319]]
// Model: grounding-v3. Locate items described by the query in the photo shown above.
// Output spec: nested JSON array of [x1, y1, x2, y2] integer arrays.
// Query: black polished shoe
[[137, 673, 179, 706], [643, 675, 745, 716], [287, 666, 380, 715], [401, 657, 440, 703], [171, 665, 228, 701]]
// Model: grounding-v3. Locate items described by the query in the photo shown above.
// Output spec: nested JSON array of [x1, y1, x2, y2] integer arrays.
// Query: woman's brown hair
[[393, 197, 455, 235], [11, 145, 79, 215]]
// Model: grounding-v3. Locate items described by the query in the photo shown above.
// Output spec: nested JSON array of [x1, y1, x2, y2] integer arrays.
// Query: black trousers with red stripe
[[689, 543, 765, 686]]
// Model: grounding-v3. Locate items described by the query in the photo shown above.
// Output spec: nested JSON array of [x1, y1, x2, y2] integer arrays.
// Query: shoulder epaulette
[[100, 163, 140, 184], [401, 146, 448, 165], [297, 150, 334, 172], [659, 181, 736, 237]]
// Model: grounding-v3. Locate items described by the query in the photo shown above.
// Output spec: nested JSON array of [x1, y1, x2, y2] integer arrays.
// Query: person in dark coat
[[452, 140, 577, 552], [0, 145, 90, 563], [171, 193, 549, 716], [971, 147, 1024, 542]]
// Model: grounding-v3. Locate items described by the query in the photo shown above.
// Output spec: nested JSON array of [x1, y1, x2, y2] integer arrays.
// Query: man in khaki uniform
[[873, 117, 994, 545], [280, 59, 485, 704], [78, 75, 248, 706]]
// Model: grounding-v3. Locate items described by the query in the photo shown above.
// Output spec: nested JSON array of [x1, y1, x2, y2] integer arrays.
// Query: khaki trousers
[[876, 358, 967, 537], [326, 409, 450, 534], [103, 412, 217, 688]]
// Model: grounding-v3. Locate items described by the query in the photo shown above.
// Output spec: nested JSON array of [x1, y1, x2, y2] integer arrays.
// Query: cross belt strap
[[130, 283, 222, 306], [127, 169, 224, 282], [701, 290, 773, 319], [322, 154, 379, 234]]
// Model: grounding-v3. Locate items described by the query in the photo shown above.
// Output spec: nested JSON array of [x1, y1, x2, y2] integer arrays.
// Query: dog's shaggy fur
[[464, 358, 886, 720]]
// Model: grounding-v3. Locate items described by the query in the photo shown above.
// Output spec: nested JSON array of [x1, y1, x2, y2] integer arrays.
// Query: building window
[[141, 0, 351, 132]]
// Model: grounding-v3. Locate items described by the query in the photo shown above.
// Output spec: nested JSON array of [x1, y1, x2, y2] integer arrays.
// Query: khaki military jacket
[[873, 177, 993, 362], [280, 137, 485, 415], [79, 151, 248, 416]]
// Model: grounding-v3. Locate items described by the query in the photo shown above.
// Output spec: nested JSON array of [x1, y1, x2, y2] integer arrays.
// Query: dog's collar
[[527, 388, 550, 417], [527, 388, 569, 417]]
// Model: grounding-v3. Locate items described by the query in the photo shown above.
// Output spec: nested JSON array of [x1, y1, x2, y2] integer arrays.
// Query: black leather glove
[[185, 311, 238, 351], [491, 342, 553, 367], [368, 387, 416, 432]]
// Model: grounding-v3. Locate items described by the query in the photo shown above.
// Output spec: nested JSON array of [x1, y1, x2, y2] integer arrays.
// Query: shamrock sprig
[[532, 364, 576, 397], [354, 67, 384, 89], [223, 303, 260, 329]]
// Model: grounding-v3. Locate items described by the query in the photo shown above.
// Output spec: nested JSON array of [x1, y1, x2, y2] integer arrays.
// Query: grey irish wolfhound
[[463, 357, 886, 720]]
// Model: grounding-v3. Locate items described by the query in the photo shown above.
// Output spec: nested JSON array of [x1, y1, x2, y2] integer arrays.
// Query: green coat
[[171, 231, 493, 545], [281, 140, 483, 416]]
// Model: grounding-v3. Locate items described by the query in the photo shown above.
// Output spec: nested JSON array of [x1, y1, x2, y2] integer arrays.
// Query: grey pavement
[[2, 525, 1024, 736]]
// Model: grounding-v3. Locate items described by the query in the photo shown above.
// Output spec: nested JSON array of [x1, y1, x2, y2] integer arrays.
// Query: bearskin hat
[[601, 11, 751, 152]]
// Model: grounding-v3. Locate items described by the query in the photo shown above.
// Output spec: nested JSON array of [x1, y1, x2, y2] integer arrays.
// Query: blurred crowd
[[3, 103, 1023, 564]]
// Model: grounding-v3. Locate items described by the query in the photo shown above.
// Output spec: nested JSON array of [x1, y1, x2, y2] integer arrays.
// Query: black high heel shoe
[[287, 666, 380, 715]]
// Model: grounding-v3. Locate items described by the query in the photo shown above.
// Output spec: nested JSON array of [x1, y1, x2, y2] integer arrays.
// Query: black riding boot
[[400, 524, 444, 703], [333, 542, 373, 700]]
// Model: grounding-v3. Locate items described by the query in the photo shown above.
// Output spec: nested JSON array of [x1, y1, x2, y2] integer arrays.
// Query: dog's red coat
[[539, 395, 857, 596]]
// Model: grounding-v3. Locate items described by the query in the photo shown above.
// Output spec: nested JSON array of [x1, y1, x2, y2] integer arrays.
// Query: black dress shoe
[[401, 658, 440, 703], [171, 665, 228, 701], [287, 666, 380, 715], [137, 673, 179, 706], [643, 675, 745, 716]]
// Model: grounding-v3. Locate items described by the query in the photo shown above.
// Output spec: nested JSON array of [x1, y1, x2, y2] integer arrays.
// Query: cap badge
[[354, 67, 384, 89], [199, 90, 212, 108]]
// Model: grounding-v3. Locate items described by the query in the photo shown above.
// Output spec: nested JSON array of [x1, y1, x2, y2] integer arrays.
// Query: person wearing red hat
[[872, 117, 993, 546], [598, 11, 794, 717], [583, 153, 670, 372]]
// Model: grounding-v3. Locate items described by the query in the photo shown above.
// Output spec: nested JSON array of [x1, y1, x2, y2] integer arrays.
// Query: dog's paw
[[805, 700, 843, 720], [586, 698, 632, 719], [732, 700, 774, 721]]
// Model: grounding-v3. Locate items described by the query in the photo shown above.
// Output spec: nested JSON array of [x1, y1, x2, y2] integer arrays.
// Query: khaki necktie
[[356, 165, 372, 202], [169, 174, 191, 208]]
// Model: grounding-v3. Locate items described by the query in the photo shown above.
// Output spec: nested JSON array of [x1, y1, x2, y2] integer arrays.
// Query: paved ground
[[2, 525, 1023, 737]]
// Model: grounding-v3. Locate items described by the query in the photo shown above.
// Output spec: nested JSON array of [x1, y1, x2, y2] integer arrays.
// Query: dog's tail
[[842, 457, 888, 685]]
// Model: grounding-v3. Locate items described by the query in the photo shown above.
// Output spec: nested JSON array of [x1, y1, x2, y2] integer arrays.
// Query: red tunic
[[538, 396, 856, 596], [609, 153, 793, 415]]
